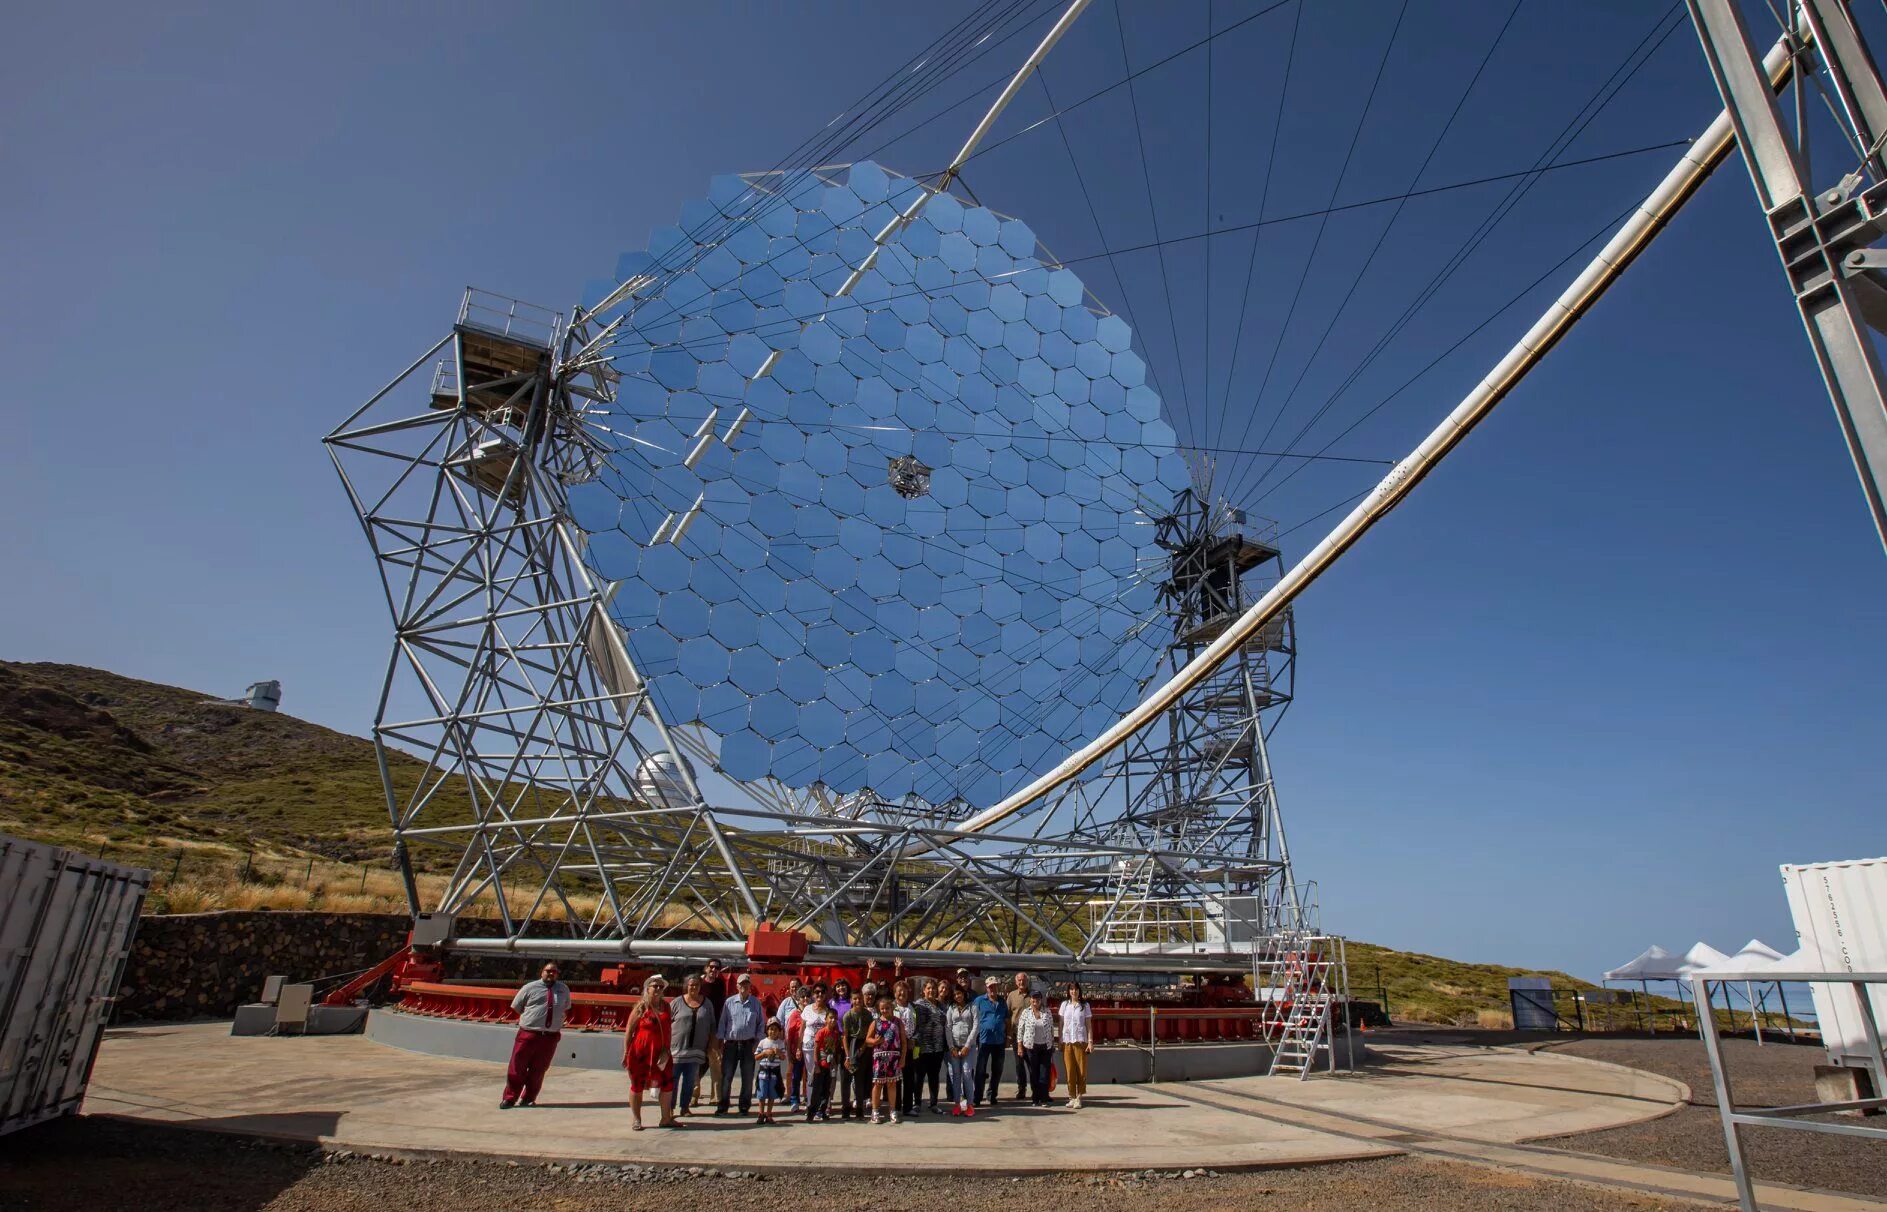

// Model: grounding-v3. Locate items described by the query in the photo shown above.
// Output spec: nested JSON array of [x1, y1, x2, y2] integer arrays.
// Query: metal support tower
[[1077, 488, 1300, 953], [1689, 0, 1887, 549], [324, 289, 759, 940], [321, 0, 1319, 973], [327, 296, 1299, 971]]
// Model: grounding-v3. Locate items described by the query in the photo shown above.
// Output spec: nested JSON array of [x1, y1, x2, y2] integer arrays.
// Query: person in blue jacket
[[971, 974, 1010, 1107]]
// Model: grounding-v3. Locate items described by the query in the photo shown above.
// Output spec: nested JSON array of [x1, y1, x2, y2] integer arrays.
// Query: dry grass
[[150, 874, 408, 916], [152, 882, 216, 914], [137, 842, 621, 921], [1477, 1008, 1515, 1030]]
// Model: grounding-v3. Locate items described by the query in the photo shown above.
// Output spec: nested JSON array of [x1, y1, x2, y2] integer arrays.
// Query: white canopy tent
[[1692, 939, 1807, 1044], [1713, 939, 1791, 969], [1603, 945, 1684, 982], [1603, 942, 1793, 1038]]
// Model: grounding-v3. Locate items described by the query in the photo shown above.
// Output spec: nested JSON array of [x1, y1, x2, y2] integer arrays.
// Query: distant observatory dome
[[634, 752, 694, 808], [204, 680, 281, 711]]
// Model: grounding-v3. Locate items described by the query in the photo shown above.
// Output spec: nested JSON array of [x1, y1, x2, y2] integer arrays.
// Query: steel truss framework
[[322, 0, 1887, 976], [1688, 0, 1887, 551], [1071, 487, 1304, 952], [328, 288, 1301, 971], [324, 293, 760, 943]]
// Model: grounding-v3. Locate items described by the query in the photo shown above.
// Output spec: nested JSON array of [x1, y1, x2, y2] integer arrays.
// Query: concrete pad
[[1264, 1041, 1689, 1141], [84, 1023, 1688, 1178], [1166, 1042, 1885, 1212], [84, 1023, 1368, 1172]]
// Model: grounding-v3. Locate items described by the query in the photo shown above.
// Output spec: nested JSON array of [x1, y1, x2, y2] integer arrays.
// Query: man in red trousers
[[501, 962, 570, 1109]]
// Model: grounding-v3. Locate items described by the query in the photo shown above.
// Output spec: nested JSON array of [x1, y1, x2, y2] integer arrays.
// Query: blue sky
[[4, 1, 1883, 981]]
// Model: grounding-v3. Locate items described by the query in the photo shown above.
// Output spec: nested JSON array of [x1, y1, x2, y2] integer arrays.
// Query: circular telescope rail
[[391, 979, 1289, 1045]]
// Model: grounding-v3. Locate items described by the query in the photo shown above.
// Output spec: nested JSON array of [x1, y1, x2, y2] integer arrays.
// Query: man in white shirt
[[501, 962, 570, 1109]]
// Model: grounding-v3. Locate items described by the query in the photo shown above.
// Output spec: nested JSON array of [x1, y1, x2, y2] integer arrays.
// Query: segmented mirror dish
[[568, 162, 1190, 807]]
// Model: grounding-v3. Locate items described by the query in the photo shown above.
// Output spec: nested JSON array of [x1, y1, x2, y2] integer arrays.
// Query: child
[[893, 979, 920, 1118], [754, 1020, 787, 1124], [806, 1010, 841, 1122], [866, 994, 905, 1124]]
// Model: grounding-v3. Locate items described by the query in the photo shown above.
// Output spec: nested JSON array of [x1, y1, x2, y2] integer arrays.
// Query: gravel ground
[[1537, 1036, 1887, 1199], [0, 1115, 1688, 1212]]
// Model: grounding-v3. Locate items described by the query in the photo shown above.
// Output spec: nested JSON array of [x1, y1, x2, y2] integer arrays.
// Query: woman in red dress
[[622, 974, 677, 1130]]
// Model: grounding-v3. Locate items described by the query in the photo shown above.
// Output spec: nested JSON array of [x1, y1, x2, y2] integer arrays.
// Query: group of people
[[500, 960, 1095, 1131]]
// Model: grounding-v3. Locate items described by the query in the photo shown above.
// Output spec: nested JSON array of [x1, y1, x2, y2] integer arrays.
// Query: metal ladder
[[1100, 855, 1158, 948], [1265, 943, 1335, 1079]]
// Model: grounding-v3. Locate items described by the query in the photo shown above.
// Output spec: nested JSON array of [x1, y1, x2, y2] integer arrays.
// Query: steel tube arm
[[952, 28, 1803, 837], [834, 0, 1093, 296], [942, 0, 1094, 186], [444, 934, 1250, 974]]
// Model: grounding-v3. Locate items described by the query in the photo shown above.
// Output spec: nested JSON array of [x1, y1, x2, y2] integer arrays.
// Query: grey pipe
[[444, 934, 1248, 975]]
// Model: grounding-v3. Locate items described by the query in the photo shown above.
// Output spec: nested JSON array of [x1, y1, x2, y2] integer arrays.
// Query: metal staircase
[[1256, 931, 1348, 1079]]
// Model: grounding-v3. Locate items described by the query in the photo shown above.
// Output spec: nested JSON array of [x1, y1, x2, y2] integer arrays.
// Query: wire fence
[[100, 840, 613, 923], [96, 842, 413, 916]]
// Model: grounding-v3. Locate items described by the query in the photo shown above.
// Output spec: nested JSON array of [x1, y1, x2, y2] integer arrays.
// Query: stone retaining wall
[[116, 911, 575, 1022]]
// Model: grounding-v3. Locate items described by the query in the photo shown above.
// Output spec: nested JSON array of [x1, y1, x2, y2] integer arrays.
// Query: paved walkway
[[1175, 1041, 1886, 1211], [84, 1024, 1375, 1172], [82, 1025, 1882, 1208]]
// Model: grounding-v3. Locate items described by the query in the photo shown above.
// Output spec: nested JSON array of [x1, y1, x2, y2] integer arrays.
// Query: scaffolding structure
[[327, 288, 1315, 973], [1077, 487, 1304, 953], [323, 0, 1887, 990], [324, 293, 759, 940], [1688, 0, 1887, 551]]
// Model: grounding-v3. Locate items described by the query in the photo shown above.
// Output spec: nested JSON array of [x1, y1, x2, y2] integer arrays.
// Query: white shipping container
[[1781, 857, 1887, 1069], [0, 834, 149, 1137]]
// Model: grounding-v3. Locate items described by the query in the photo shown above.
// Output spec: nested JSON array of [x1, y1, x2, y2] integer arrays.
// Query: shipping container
[[0, 834, 149, 1137], [1781, 856, 1887, 1069]]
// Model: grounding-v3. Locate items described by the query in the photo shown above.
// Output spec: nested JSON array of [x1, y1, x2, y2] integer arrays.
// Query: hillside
[[0, 660, 403, 862], [1344, 939, 1603, 1027], [4, 660, 1628, 1024]]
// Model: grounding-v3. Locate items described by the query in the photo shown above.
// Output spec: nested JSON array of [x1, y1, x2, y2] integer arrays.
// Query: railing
[[1088, 1006, 1275, 1043], [1095, 893, 1214, 948], [397, 980, 641, 1031], [390, 982, 1287, 1044], [1092, 884, 1326, 953], [456, 287, 562, 351], [430, 356, 458, 401], [1253, 930, 1354, 1077], [1690, 969, 1887, 1212]]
